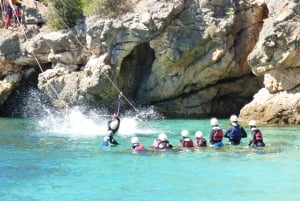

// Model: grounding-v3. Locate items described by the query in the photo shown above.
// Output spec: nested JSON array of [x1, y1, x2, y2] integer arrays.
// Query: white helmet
[[110, 119, 119, 130], [131, 137, 139, 144], [248, 120, 256, 126], [158, 133, 168, 141], [195, 131, 203, 138], [230, 115, 238, 122], [181, 129, 189, 137], [210, 118, 218, 126]]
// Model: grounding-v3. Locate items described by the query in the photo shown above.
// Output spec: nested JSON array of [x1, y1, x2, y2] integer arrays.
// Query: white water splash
[[37, 106, 162, 138]]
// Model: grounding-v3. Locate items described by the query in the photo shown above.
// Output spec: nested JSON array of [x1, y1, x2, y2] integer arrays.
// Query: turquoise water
[[0, 114, 299, 201]]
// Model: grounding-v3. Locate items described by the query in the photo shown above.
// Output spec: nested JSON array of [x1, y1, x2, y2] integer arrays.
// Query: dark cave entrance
[[118, 42, 155, 100]]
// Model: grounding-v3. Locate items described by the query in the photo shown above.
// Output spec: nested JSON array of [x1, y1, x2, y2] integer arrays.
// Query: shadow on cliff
[[0, 35, 22, 60], [0, 68, 56, 118]]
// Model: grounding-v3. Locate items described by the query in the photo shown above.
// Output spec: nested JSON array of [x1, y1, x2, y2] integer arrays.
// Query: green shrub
[[45, 0, 83, 30], [82, 0, 130, 17], [43, 0, 130, 30]]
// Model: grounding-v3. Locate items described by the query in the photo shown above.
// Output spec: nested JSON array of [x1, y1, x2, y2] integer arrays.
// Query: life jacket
[[213, 129, 223, 142], [132, 143, 145, 151], [152, 140, 171, 149], [254, 130, 263, 143], [182, 137, 194, 147], [229, 125, 241, 141], [195, 138, 207, 147]]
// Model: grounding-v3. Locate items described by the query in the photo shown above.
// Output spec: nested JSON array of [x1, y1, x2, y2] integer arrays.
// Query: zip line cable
[[51, 6, 87, 51], [102, 73, 139, 113], [51, 4, 141, 115], [6, 1, 140, 117]]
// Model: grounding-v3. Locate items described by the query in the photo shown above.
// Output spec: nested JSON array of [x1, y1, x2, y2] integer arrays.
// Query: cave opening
[[118, 42, 155, 100]]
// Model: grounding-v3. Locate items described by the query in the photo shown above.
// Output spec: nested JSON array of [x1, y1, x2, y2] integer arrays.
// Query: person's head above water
[[230, 115, 238, 126], [112, 113, 118, 119], [181, 129, 189, 137], [158, 133, 168, 141], [195, 131, 203, 138], [210, 117, 218, 126], [131, 137, 139, 144]]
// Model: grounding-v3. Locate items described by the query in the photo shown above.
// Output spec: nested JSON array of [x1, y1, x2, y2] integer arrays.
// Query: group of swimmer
[[103, 114, 266, 152]]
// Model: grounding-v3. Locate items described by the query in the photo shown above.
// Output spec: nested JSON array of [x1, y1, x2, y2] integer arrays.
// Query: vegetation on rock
[[43, 0, 129, 29], [43, 0, 83, 29], [82, 0, 130, 17]]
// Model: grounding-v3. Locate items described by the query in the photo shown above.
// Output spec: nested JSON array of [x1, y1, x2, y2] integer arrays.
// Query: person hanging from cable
[[103, 92, 123, 147]]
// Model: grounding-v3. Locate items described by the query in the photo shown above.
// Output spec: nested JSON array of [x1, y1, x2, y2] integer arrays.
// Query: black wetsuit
[[108, 135, 119, 145], [107, 117, 120, 134], [104, 116, 120, 146]]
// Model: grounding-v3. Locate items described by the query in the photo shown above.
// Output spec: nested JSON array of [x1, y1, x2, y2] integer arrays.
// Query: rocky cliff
[[0, 0, 299, 124], [239, 0, 300, 124]]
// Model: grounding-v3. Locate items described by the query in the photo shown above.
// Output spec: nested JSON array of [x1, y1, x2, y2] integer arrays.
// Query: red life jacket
[[133, 144, 145, 151], [213, 129, 223, 142], [152, 140, 171, 149], [254, 130, 263, 142], [183, 139, 194, 147]]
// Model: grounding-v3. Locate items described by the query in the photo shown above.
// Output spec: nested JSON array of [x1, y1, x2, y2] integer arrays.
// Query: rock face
[[240, 0, 300, 124], [1, 0, 298, 124]]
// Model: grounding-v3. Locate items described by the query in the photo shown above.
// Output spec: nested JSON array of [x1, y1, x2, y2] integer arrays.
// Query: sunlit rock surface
[[240, 0, 300, 124]]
